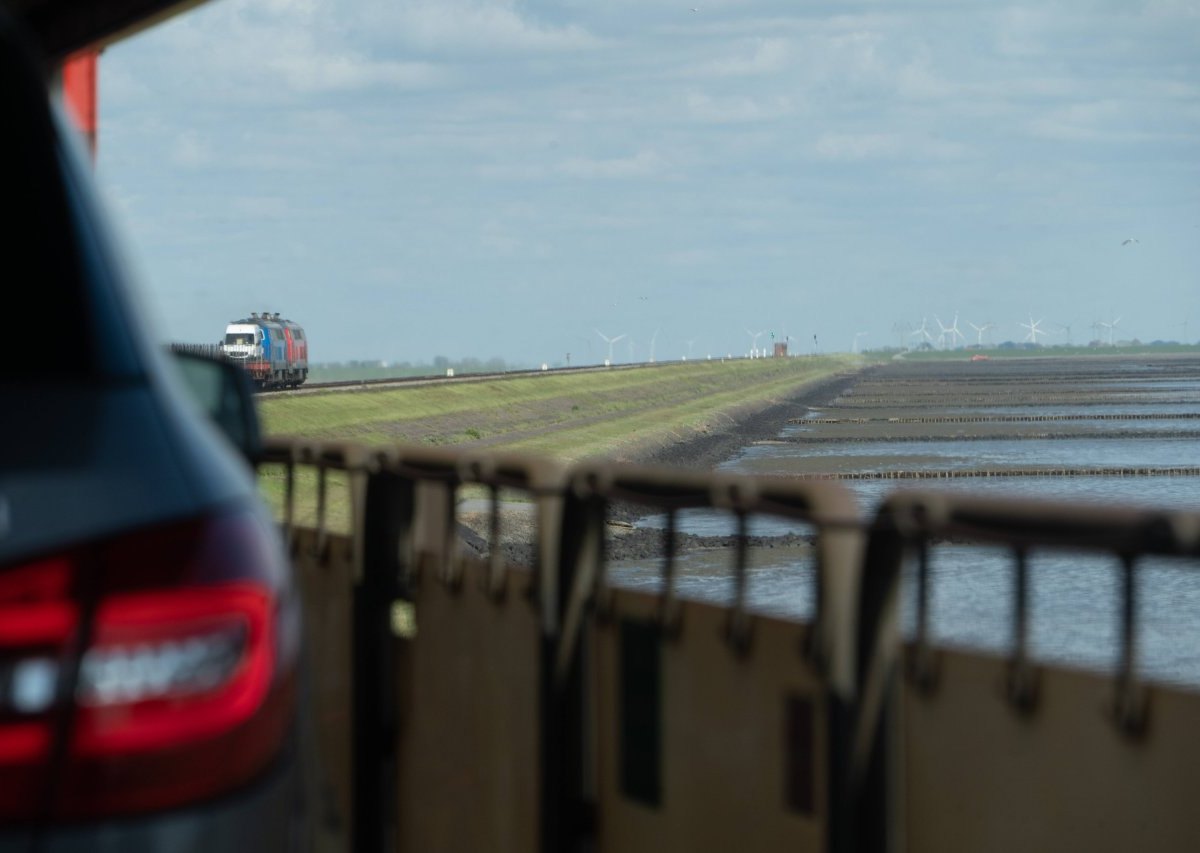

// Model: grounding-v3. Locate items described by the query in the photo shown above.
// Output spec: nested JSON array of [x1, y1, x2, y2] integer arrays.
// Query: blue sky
[[94, 0, 1200, 364]]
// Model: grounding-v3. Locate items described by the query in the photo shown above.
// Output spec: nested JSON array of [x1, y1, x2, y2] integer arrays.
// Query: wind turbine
[[1099, 316, 1122, 346], [934, 315, 952, 350], [851, 332, 869, 354], [595, 329, 626, 366], [1056, 322, 1074, 346], [649, 328, 660, 363], [684, 338, 696, 361], [968, 321, 995, 347], [910, 318, 934, 347], [947, 313, 966, 348], [1019, 316, 1047, 345], [745, 328, 766, 358]]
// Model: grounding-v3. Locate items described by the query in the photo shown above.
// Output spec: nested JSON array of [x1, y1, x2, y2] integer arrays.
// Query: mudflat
[[460, 352, 1200, 563]]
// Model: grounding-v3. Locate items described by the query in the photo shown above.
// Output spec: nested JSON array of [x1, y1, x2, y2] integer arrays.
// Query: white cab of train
[[221, 323, 263, 361]]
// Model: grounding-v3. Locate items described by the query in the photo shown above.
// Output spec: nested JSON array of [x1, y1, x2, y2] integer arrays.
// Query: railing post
[[541, 478, 605, 853], [354, 468, 415, 852], [842, 506, 906, 853]]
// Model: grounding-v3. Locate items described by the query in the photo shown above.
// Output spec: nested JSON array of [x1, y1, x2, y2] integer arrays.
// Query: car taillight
[[0, 510, 295, 822]]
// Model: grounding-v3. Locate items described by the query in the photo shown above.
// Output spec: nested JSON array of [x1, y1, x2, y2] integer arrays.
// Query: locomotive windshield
[[225, 332, 255, 345]]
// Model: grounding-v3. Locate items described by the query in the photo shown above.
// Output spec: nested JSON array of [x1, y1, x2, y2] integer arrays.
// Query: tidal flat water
[[614, 355, 1200, 686]]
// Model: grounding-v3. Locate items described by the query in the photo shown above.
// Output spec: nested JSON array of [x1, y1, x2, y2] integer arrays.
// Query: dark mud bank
[[461, 365, 872, 565]]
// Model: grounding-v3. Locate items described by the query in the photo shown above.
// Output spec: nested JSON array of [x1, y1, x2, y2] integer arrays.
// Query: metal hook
[[657, 509, 682, 639], [1113, 553, 1148, 736], [725, 510, 753, 657], [907, 537, 938, 693], [593, 500, 614, 623], [441, 483, 463, 592], [314, 463, 330, 566], [1005, 547, 1039, 714], [347, 466, 369, 584], [283, 455, 296, 555], [485, 484, 507, 600]]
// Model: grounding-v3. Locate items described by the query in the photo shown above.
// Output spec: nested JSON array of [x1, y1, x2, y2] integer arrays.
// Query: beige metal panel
[[903, 647, 1200, 853], [593, 587, 828, 853], [394, 555, 541, 853], [291, 527, 356, 853]]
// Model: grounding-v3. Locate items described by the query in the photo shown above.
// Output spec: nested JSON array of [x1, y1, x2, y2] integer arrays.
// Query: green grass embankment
[[257, 356, 865, 531]]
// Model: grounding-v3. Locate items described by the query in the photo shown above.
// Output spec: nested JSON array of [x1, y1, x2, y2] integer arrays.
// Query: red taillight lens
[[0, 511, 295, 822], [77, 584, 271, 753]]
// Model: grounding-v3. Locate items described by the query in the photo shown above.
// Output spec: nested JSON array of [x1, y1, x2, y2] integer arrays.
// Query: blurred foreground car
[[0, 7, 308, 850]]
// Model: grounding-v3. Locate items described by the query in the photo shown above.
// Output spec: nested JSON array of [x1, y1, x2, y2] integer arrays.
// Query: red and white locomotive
[[220, 312, 308, 389]]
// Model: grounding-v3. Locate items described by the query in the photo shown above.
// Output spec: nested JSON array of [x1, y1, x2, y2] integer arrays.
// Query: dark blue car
[[0, 3, 310, 849]]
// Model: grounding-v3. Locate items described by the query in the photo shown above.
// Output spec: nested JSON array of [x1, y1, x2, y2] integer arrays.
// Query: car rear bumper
[[0, 740, 303, 853]]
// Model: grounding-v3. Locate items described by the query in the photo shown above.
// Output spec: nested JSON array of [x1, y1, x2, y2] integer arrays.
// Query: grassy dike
[[256, 356, 865, 531]]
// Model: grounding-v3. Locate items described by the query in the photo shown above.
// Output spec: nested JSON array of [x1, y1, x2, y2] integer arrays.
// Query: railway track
[[256, 358, 697, 396]]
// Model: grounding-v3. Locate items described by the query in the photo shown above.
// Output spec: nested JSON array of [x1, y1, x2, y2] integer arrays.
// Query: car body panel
[[0, 742, 301, 853]]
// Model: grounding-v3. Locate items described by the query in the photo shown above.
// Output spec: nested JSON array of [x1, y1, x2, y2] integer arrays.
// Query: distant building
[[773, 342, 788, 357]]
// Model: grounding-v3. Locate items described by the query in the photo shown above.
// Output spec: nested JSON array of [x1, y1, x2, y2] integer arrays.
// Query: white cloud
[[812, 132, 967, 162], [264, 51, 443, 93], [695, 37, 791, 77], [813, 132, 899, 161], [229, 23, 445, 95], [377, 0, 602, 53], [1143, 0, 1200, 20], [480, 216, 552, 257], [129, 0, 447, 99], [894, 55, 957, 100], [477, 149, 669, 182], [809, 28, 887, 81], [230, 195, 291, 218], [170, 130, 213, 168], [477, 162, 546, 180], [1026, 100, 1144, 142], [556, 150, 667, 179], [988, 76, 1080, 99], [98, 63, 153, 102], [663, 248, 718, 267], [685, 91, 795, 123], [257, 0, 321, 15], [994, 7, 1053, 58]]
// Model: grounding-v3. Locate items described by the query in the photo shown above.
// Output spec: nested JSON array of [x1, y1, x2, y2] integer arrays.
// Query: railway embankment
[[259, 355, 868, 464], [255, 356, 871, 538]]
